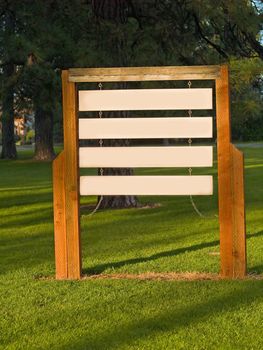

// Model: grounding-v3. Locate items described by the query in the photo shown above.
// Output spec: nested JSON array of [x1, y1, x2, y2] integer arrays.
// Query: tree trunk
[[34, 107, 55, 160], [98, 110, 138, 208], [92, 0, 140, 209], [99, 170, 138, 209], [1, 63, 17, 159]]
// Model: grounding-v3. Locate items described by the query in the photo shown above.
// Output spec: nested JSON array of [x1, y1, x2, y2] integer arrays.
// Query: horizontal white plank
[[79, 146, 213, 168], [78, 117, 213, 139], [80, 176, 213, 196], [78, 88, 213, 111]]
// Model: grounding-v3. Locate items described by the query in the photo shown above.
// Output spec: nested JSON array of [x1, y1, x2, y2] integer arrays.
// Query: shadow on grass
[[249, 265, 263, 274], [0, 190, 52, 210], [84, 240, 220, 275], [247, 230, 263, 239], [0, 206, 52, 229], [0, 229, 54, 275], [84, 230, 263, 275], [0, 199, 54, 275], [57, 281, 263, 350]]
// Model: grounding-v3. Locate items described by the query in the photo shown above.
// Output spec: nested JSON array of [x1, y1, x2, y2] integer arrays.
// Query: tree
[[19, 0, 98, 160], [16, 2, 76, 161], [1, 0, 90, 160], [21, 61, 58, 160], [230, 57, 263, 140], [88, 0, 262, 209], [1, 62, 17, 159], [1, 0, 262, 191], [0, 5, 18, 159], [91, 0, 141, 208]]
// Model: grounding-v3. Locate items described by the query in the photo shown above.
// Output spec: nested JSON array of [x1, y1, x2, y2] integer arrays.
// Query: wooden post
[[53, 71, 81, 280], [53, 71, 81, 279], [216, 65, 246, 278]]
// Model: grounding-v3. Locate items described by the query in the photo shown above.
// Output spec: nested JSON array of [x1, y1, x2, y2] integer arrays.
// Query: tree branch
[[192, 13, 229, 59], [242, 31, 263, 59]]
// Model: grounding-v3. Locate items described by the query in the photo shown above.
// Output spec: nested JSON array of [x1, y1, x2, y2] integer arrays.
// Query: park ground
[[1, 144, 263, 349]]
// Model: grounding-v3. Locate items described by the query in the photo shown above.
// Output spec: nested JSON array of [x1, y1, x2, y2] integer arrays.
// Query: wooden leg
[[61, 71, 81, 280], [231, 144, 246, 278], [216, 65, 246, 278], [53, 151, 67, 279], [218, 143, 247, 278]]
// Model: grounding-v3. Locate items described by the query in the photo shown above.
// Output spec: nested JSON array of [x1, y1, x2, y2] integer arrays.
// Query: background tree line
[[0, 0, 262, 160]]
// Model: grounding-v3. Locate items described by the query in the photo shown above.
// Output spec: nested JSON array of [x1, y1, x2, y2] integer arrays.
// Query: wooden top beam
[[68, 65, 221, 82]]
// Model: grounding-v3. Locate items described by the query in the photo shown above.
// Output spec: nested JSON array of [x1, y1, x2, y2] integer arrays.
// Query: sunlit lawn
[[0, 145, 263, 349]]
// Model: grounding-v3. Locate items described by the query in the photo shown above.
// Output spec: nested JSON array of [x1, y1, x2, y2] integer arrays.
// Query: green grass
[[1, 145, 263, 349]]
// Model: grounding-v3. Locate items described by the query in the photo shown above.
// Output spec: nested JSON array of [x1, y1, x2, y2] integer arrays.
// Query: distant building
[[0, 112, 34, 143], [14, 117, 25, 136]]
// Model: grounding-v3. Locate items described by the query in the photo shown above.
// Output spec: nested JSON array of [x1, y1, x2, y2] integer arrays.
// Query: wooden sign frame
[[53, 65, 246, 280]]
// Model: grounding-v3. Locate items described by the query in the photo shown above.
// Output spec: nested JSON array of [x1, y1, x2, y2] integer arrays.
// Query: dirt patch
[[208, 252, 220, 256], [83, 272, 263, 281], [83, 272, 222, 281], [136, 202, 162, 209], [37, 272, 263, 281]]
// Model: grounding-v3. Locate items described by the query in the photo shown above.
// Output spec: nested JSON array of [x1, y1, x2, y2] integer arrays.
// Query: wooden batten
[[69, 65, 221, 82]]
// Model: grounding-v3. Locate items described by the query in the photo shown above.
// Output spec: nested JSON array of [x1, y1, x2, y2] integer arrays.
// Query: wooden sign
[[53, 65, 246, 280]]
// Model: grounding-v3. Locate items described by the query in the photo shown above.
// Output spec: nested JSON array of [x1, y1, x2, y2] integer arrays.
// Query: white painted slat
[[78, 88, 213, 111], [79, 146, 213, 168], [78, 117, 213, 139], [80, 176, 213, 196]]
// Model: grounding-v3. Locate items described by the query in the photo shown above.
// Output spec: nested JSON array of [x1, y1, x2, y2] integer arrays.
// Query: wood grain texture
[[69, 65, 221, 82], [79, 146, 213, 168], [216, 65, 246, 278], [231, 144, 246, 277], [216, 65, 234, 277], [79, 88, 213, 111], [53, 151, 67, 279], [62, 70, 81, 279], [80, 175, 213, 196], [78, 117, 213, 139]]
